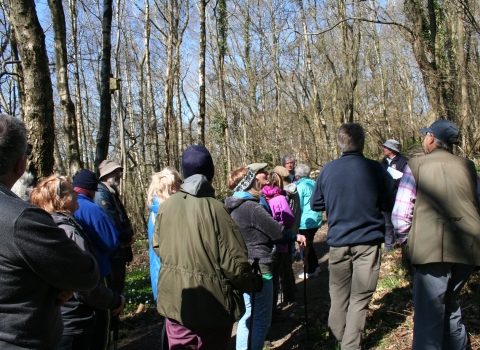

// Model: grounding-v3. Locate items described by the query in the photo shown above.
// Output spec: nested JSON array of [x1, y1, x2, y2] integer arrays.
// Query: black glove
[[255, 274, 263, 293]]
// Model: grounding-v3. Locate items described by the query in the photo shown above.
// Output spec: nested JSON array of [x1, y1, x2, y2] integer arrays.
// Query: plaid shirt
[[392, 164, 480, 244]]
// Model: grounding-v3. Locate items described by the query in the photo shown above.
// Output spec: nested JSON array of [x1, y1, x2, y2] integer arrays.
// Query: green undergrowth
[[122, 238, 153, 314], [364, 250, 480, 349], [364, 252, 414, 349], [123, 266, 153, 314]]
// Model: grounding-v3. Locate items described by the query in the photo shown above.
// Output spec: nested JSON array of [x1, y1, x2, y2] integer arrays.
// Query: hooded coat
[[296, 177, 323, 230], [152, 174, 258, 328], [224, 194, 297, 269]]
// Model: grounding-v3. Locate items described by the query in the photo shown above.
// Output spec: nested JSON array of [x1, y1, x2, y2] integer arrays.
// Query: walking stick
[[303, 243, 309, 339], [161, 319, 169, 350], [248, 258, 261, 350], [112, 314, 119, 350]]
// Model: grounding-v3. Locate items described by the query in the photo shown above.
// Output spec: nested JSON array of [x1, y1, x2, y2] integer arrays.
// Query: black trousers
[[58, 333, 92, 350], [89, 276, 111, 350], [299, 228, 319, 274]]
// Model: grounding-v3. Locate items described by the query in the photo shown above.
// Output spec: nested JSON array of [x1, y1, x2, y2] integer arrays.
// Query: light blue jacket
[[148, 197, 161, 302], [296, 177, 322, 230]]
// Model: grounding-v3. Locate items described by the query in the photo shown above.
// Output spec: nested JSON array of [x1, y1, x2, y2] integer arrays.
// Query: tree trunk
[[405, 0, 448, 120], [48, 0, 83, 176], [95, 0, 113, 170], [298, 0, 331, 160], [144, 0, 160, 171], [69, 0, 87, 169], [216, 0, 231, 172], [197, 0, 207, 145], [7, 0, 55, 180], [173, 2, 188, 167], [9, 28, 25, 118]]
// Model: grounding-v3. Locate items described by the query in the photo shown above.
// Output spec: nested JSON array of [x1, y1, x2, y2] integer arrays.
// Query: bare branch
[[455, 0, 480, 36], [296, 17, 413, 37]]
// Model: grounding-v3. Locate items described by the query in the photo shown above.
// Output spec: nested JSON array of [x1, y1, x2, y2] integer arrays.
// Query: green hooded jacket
[[152, 174, 258, 328]]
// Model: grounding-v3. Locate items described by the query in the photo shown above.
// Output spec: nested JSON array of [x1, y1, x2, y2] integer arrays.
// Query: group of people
[[147, 147, 318, 349], [0, 114, 134, 349], [150, 120, 480, 350], [311, 120, 480, 350], [0, 110, 479, 350]]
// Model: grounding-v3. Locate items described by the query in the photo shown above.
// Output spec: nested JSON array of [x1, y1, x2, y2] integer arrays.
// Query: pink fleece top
[[262, 186, 295, 253]]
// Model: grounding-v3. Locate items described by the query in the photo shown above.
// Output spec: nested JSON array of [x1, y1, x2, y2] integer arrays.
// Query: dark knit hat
[[72, 169, 98, 191], [182, 145, 215, 180]]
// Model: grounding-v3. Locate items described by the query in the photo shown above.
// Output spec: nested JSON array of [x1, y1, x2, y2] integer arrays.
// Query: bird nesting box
[[110, 77, 121, 93]]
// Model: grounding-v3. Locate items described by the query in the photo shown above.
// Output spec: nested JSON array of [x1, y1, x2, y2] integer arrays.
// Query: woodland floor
[[116, 225, 480, 349]]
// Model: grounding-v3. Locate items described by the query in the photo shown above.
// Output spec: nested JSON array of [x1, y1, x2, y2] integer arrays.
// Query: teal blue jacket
[[296, 177, 323, 230]]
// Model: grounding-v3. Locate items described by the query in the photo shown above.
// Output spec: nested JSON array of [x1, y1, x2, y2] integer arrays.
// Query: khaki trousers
[[328, 243, 381, 350]]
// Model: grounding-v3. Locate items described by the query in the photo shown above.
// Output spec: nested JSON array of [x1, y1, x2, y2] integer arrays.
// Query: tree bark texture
[[144, 0, 160, 171], [197, 0, 206, 146], [95, 0, 113, 170], [7, 0, 55, 180], [48, 0, 83, 176]]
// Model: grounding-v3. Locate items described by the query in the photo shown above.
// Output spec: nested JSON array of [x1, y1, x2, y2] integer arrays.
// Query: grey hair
[[337, 123, 365, 153], [0, 114, 27, 176], [434, 138, 453, 153], [281, 155, 295, 167], [11, 172, 34, 202], [295, 164, 310, 179]]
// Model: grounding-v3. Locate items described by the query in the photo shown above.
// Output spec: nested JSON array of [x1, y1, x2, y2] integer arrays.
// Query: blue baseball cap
[[419, 120, 459, 144]]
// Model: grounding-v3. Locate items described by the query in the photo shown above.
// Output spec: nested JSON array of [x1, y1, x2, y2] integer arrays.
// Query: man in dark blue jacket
[[310, 123, 395, 350]]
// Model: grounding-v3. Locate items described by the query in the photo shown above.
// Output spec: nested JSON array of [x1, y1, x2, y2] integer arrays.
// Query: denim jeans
[[236, 278, 273, 350], [382, 211, 395, 249]]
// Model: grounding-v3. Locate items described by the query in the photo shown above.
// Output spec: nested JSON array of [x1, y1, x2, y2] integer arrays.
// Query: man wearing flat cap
[[95, 160, 134, 296], [381, 139, 409, 253], [393, 120, 480, 350]]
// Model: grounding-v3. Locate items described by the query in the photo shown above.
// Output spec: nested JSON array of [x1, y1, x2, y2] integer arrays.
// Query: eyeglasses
[[25, 143, 33, 156]]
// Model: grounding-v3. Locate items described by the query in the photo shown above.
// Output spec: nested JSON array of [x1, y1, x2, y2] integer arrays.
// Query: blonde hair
[[267, 171, 284, 190], [30, 174, 76, 214], [147, 166, 181, 205]]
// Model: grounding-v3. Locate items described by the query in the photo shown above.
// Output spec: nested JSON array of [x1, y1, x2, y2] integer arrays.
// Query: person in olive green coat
[[152, 145, 260, 350]]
